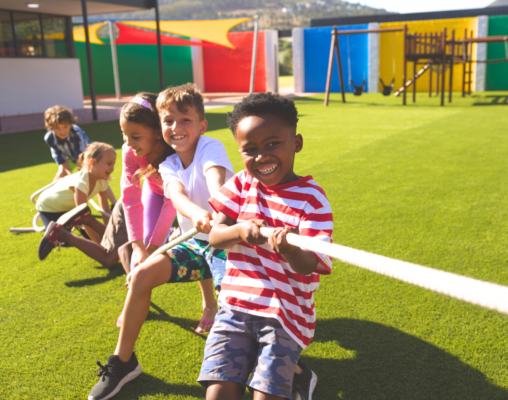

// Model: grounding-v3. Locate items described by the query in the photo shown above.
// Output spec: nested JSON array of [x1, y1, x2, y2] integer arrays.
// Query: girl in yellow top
[[36, 142, 116, 244]]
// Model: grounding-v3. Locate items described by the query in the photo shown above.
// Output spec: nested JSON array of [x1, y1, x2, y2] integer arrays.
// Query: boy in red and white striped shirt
[[198, 93, 333, 400]]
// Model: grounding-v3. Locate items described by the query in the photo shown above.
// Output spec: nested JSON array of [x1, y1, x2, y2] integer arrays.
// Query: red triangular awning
[[115, 23, 219, 47]]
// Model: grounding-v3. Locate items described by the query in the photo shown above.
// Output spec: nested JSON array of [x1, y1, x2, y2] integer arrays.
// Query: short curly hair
[[44, 105, 77, 130], [227, 92, 299, 136]]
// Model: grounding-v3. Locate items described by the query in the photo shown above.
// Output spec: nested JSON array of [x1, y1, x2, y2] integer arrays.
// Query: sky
[[357, 0, 494, 14]]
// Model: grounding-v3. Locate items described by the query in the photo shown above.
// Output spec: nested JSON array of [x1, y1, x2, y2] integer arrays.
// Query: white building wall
[[264, 30, 279, 93], [0, 58, 83, 117]]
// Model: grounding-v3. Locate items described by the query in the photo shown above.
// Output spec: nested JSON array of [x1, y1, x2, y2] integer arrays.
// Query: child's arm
[[97, 190, 111, 226], [166, 180, 213, 233], [209, 211, 268, 249], [267, 227, 318, 275], [54, 161, 72, 181]]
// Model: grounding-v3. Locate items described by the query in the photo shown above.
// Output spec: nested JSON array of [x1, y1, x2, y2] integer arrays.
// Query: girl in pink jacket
[[120, 93, 177, 270]]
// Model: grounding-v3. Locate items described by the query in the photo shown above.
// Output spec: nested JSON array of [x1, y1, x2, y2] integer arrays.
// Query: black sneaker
[[291, 360, 318, 400], [88, 353, 142, 400], [38, 221, 63, 261], [56, 203, 91, 230]]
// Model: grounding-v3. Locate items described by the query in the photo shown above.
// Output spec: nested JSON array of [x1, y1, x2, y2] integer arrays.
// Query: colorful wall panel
[[76, 43, 193, 96], [202, 31, 267, 93], [303, 25, 369, 93], [379, 18, 478, 93], [486, 16, 508, 91]]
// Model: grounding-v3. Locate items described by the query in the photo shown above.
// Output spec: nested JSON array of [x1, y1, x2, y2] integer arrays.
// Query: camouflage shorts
[[197, 306, 302, 398]]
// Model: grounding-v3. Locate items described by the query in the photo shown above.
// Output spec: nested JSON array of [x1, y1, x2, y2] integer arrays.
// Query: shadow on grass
[[114, 373, 204, 399], [473, 95, 508, 106], [307, 318, 508, 399], [147, 301, 206, 339], [64, 266, 124, 288]]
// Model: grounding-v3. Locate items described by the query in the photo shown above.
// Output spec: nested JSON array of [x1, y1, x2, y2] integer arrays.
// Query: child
[[37, 142, 117, 260], [87, 84, 235, 400], [119, 93, 177, 270], [198, 93, 333, 400], [44, 105, 92, 180]]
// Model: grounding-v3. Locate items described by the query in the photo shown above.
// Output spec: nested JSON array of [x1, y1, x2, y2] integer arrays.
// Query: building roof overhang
[[0, 0, 154, 17]]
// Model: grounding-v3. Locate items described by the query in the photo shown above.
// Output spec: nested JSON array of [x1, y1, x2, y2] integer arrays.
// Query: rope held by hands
[[128, 224, 508, 315]]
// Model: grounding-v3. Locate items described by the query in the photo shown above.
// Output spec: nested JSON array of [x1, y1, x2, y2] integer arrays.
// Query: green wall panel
[[486, 16, 508, 91], [76, 42, 193, 96]]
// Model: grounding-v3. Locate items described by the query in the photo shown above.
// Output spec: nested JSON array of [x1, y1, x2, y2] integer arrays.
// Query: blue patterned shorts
[[165, 238, 227, 289], [197, 306, 302, 398]]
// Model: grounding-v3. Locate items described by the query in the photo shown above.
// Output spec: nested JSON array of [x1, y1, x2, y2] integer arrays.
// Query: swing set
[[324, 25, 405, 106], [324, 24, 508, 107]]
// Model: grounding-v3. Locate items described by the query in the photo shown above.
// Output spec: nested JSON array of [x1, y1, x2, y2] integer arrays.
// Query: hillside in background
[[90, 0, 392, 30]]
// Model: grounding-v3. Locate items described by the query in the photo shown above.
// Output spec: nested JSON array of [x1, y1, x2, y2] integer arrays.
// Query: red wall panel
[[203, 31, 266, 93]]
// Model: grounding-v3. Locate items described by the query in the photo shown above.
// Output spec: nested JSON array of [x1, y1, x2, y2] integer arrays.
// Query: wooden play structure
[[325, 25, 508, 106]]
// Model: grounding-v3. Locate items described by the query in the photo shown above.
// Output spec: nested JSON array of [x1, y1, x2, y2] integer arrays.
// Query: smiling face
[[120, 116, 161, 158], [89, 149, 116, 180], [160, 103, 207, 167], [53, 122, 72, 141], [235, 114, 302, 187]]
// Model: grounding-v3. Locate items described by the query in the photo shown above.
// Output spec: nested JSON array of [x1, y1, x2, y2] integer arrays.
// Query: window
[[0, 9, 71, 58], [42, 16, 69, 57], [13, 12, 43, 56], [0, 11, 14, 57]]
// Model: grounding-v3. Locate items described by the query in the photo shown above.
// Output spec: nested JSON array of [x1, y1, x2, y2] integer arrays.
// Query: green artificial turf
[[1, 92, 508, 399]]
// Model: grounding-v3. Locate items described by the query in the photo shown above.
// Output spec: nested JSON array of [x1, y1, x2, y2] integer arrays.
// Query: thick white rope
[[127, 223, 508, 315], [259, 227, 508, 316]]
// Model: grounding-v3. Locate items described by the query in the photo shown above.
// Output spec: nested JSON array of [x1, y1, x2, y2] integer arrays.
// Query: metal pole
[[249, 15, 259, 94], [154, 0, 164, 91], [108, 21, 121, 100], [402, 24, 407, 106], [81, 0, 97, 121], [324, 27, 337, 107]]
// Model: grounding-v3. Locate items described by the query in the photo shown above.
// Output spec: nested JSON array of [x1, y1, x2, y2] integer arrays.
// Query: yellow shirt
[[36, 170, 109, 213]]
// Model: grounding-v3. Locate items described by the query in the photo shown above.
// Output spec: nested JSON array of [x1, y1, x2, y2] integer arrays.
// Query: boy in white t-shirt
[[88, 84, 234, 400]]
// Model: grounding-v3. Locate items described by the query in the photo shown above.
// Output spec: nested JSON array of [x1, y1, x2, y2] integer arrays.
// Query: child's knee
[[130, 261, 162, 291], [103, 252, 119, 269]]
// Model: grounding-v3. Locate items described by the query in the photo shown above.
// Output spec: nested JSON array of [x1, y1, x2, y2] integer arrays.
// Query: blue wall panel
[[304, 25, 369, 93]]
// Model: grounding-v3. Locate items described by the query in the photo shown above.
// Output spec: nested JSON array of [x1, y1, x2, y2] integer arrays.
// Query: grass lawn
[[2, 91, 508, 399]]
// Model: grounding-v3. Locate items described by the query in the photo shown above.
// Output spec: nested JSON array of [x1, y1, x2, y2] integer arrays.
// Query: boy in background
[[200, 93, 333, 400], [44, 105, 92, 180]]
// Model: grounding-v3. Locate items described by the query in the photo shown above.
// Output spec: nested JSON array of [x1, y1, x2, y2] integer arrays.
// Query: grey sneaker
[[291, 360, 317, 400], [88, 353, 142, 400]]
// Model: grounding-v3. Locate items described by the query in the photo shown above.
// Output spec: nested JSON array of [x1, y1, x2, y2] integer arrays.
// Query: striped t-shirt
[[209, 170, 333, 349]]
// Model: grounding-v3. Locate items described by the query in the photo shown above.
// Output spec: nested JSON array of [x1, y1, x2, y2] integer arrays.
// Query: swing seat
[[379, 78, 395, 96], [350, 79, 366, 96]]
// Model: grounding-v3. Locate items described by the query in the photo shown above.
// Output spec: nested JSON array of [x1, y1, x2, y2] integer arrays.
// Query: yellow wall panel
[[379, 18, 478, 93]]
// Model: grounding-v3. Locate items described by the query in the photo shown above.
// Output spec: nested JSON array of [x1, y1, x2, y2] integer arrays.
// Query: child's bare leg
[[118, 242, 133, 275], [57, 228, 119, 268], [81, 213, 106, 237], [206, 382, 244, 400], [114, 254, 172, 362], [196, 279, 219, 334]]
